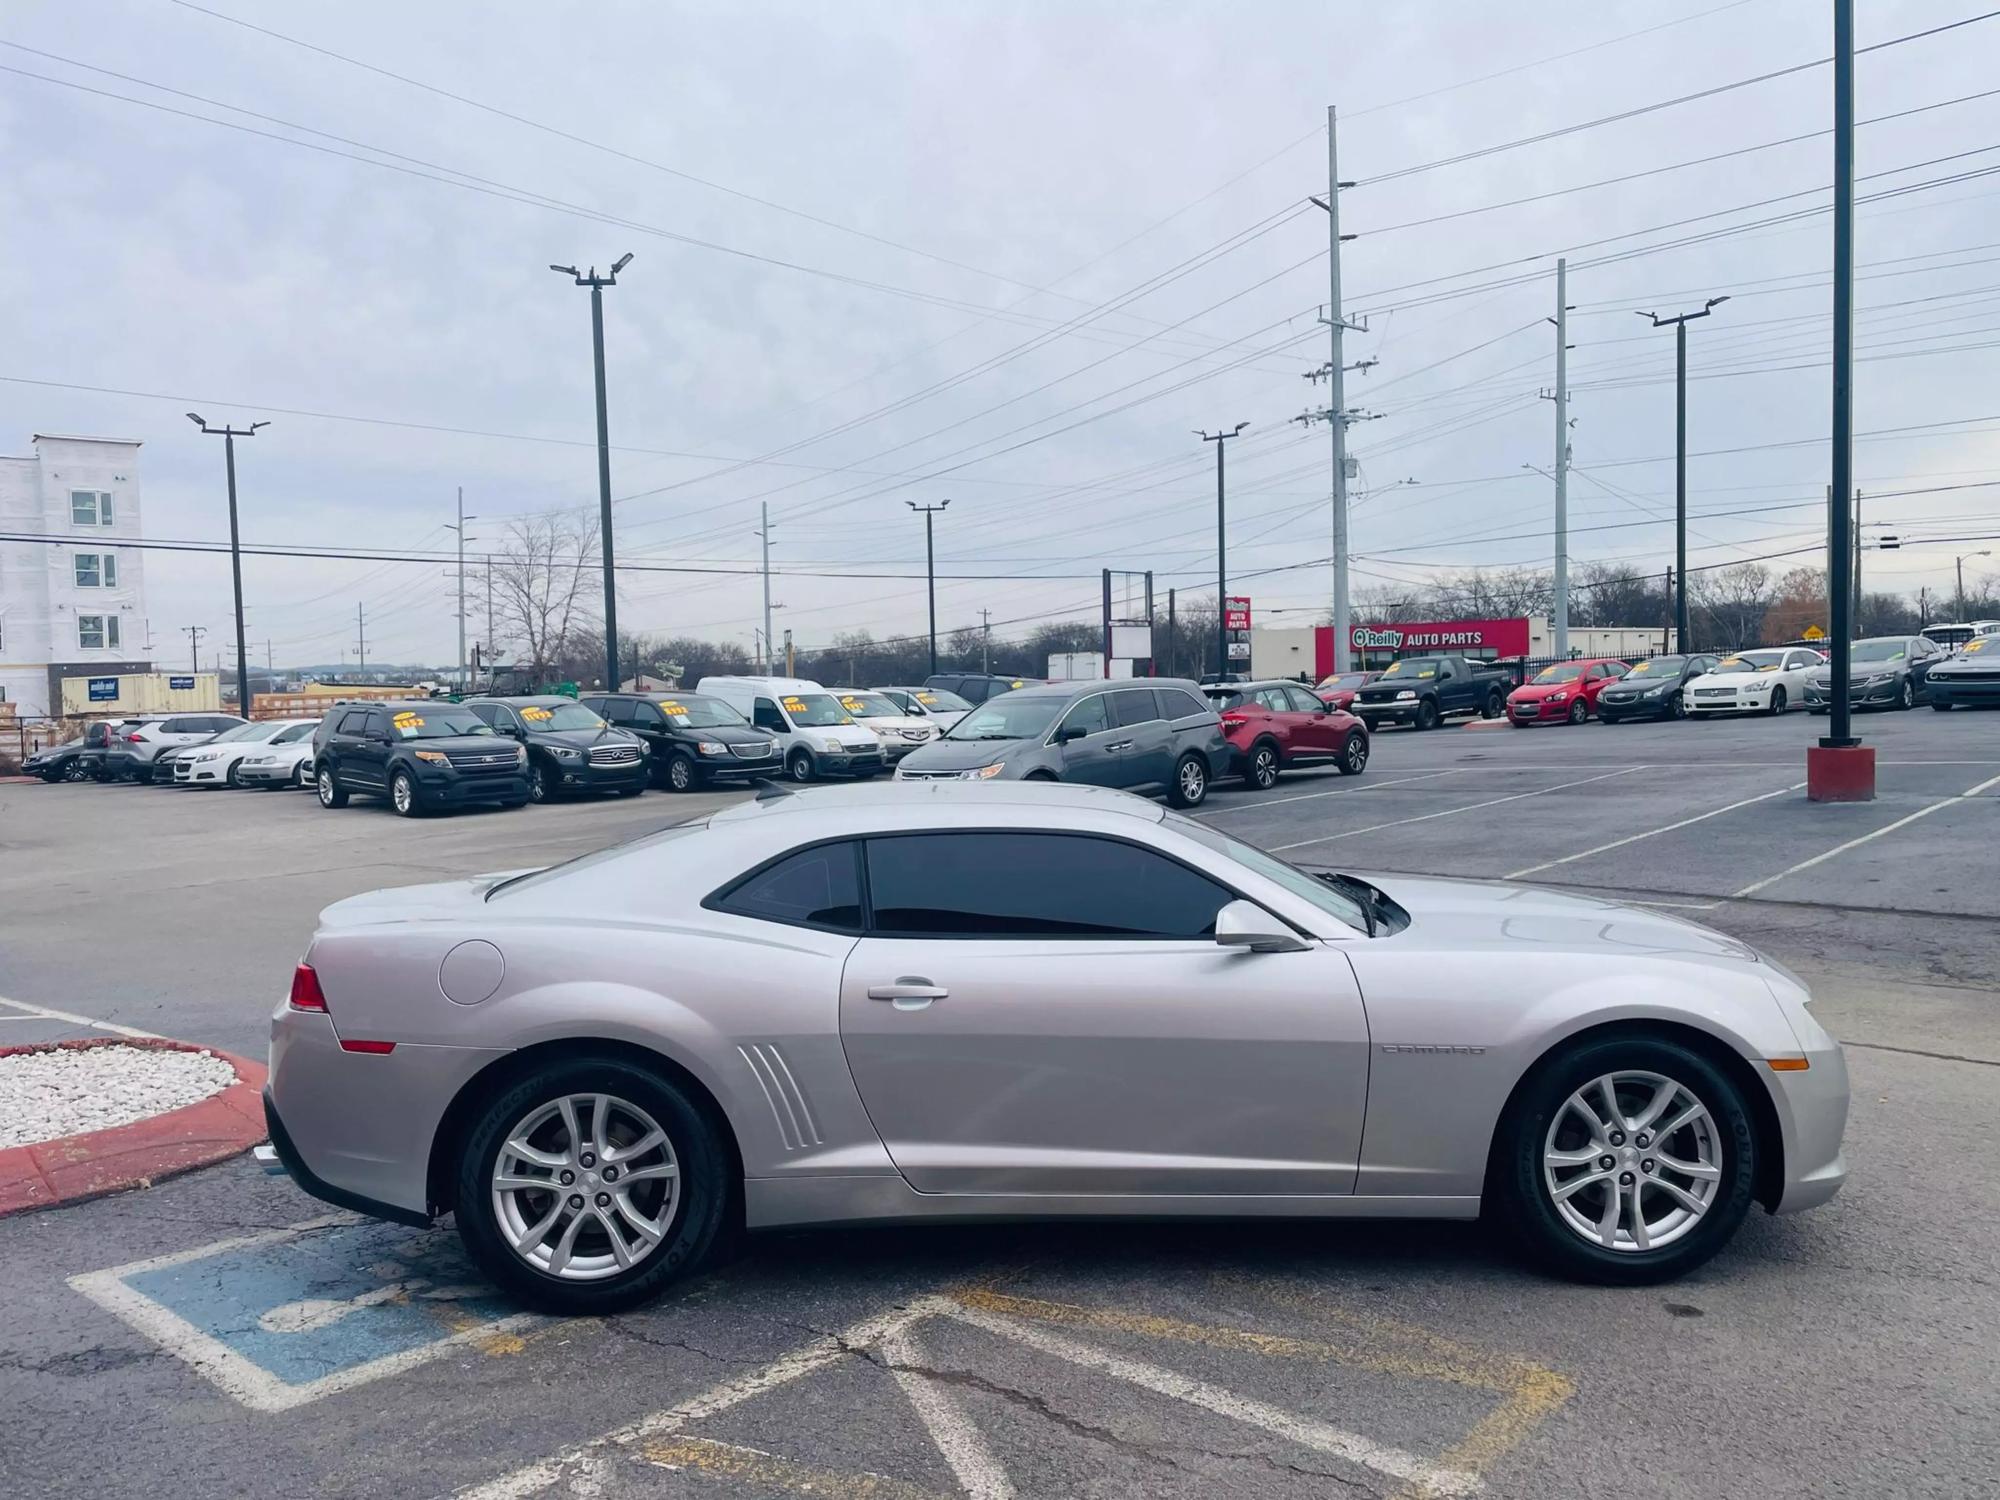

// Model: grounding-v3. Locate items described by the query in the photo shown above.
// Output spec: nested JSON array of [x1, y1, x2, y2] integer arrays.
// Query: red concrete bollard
[[1805, 743, 1876, 803]]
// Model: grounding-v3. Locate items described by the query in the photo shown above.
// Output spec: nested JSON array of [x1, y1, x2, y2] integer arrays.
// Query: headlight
[[1642, 683, 1669, 696], [817, 736, 845, 752], [696, 740, 729, 756], [1394, 689, 1416, 701], [1549, 692, 1569, 702], [189, 750, 221, 762], [1863, 672, 1895, 687], [244, 755, 273, 765], [414, 749, 449, 765], [514, 744, 528, 763], [551, 746, 582, 760], [956, 763, 1006, 780]]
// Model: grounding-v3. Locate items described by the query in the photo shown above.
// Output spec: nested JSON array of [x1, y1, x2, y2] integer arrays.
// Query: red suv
[[1314, 670, 1381, 712], [1203, 680, 1369, 789], [1506, 658, 1631, 726]]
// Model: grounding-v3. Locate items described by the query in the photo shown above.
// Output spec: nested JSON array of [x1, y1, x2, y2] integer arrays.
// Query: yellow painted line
[[638, 1436, 950, 1499]]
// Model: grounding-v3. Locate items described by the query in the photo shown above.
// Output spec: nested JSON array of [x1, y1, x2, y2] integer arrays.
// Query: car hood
[[1362, 873, 1762, 964], [527, 726, 630, 750], [853, 714, 935, 736], [1597, 679, 1670, 695], [1807, 665, 1904, 682], [1509, 682, 1579, 701], [900, 736, 1032, 771], [1686, 671, 1776, 689], [1931, 654, 1995, 675]]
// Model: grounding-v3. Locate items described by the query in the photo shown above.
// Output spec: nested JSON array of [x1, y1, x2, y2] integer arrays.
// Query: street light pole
[[550, 254, 634, 690], [186, 413, 266, 718], [1959, 551, 1993, 618], [1199, 423, 1249, 677], [908, 500, 950, 675], [1638, 297, 1729, 650], [446, 487, 478, 693]]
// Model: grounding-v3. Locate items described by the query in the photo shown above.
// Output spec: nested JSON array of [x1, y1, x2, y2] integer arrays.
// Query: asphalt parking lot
[[1, 706, 1996, 1499]]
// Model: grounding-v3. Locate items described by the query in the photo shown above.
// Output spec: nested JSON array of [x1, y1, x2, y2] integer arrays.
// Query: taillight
[[288, 963, 328, 1012], [1219, 712, 1248, 726], [124, 732, 145, 742]]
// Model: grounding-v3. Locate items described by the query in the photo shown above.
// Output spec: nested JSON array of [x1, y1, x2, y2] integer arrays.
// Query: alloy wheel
[[392, 773, 415, 815], [1898, 679, 1913, 710], [1249, 745, 1277, 789], [528, 765, 551, 803], [491, 1093, 680, 1282], [1567, 700, 1588, 725], [317, 770, 338, 806], [1672, 692, 1687, 719], [669, 756, 694, 792], [1177, 756, 1206, 804], [1543, 1071, 1721, 1253], [1342, 733, 1368, 774]]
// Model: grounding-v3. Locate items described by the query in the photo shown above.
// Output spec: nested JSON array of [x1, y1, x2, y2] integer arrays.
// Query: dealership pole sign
[[1223, 596, 1252, 631]]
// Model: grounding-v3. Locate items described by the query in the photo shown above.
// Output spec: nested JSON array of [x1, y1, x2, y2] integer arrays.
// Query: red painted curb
[[0, 1036, 267, 1217]]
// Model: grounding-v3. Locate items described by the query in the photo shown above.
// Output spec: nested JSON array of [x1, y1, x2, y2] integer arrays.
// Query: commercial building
[[0, 434, 151, 717], [1251, 618, 1678, 681]]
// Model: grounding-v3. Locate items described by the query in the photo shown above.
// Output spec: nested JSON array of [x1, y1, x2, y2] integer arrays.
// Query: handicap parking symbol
[[69, 1213, 538, 1411]]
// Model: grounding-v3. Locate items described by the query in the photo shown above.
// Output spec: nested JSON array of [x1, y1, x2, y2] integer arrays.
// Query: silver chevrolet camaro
[[263, 781, 1848, 1313]]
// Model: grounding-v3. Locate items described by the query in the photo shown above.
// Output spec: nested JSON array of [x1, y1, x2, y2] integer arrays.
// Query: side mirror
[[1214, 899, 1311, 954], [1054, 724, 1087, 745]]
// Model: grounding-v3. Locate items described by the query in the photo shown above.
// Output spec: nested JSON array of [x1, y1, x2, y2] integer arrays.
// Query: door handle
[[867, 978, 947, 1009], [1106, 739, 1132, 751]]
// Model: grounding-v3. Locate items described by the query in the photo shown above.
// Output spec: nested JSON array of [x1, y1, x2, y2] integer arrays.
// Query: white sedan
[[174, 718, 321, 788], [1683, 648, 1823, 717]]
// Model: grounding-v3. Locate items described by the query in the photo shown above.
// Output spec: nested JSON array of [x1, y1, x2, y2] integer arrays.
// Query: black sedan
[[24, 737, 91, 782], [1594, 654, 1720, 723], [1804, 635, 1947, 713]]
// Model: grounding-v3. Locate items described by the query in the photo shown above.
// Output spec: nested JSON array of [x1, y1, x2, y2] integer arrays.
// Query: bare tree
[[491, 515, 600, 687], [1690, 562, 1772, 651], [1759, 565, 1828, 645]]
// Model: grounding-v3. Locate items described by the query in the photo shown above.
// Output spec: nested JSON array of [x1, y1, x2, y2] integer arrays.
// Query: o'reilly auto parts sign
[[1349, 618, 1532, 656]]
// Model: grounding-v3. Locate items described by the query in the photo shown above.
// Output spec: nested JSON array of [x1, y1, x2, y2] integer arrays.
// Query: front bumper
[[545, 758, 648, 794], [1803, 678, 1901, 708], [1507, 697, 1574, 723], [1597, 693, 1671, 719], [1769, 1044, 1850, 1214], [237, 761, 302, 784], [694, 748, 781, 779], [414, 769, 532, 805], [812, 749, 886, 775], [1687, 689, 1772, 713], [1925, 675, 2000, 707], [1356, 701, 1420, 724], [173, 759, 231, 785]]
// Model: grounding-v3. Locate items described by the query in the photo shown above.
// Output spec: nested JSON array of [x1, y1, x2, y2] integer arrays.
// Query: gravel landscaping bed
[[0, 1044, 238, 1148]]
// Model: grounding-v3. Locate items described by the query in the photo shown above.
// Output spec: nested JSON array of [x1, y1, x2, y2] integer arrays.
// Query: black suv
[[922, 672, 1037, 705], [463, 696, 648, 802], [579, 691, 780, 792], [312, 700, 530, 817]]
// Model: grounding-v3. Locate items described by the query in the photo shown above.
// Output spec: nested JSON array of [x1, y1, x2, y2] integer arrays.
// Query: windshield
[[912, 688, 971, 712], [836, 692, 902, 719], [946, 696, 1063, 741], [1849, 638, 1909, 663], [1533, 663, 1587, 684], [1710, 651, 1785, 674], [1167, 815, 1371, 936], [214, 722, 275, 743], [781, 693, 853, 727], [1317, 673, 1370, 692], [1624, 657, 1684, 677], [655, 694, 745, 729], [1379, 658, 1442, 679], [391, 708, 494, 739], [518, 702, 606, 731]]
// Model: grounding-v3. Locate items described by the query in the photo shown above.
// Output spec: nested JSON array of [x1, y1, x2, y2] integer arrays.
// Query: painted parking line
[[69, 1213, 538, 1411], [1199, 769, 1465, 813], [0, 995, 160, 1039], [466, 1283, 1575, 1499], [1271, 767, 1644, 853], [1733, 768, 2000, 898], [1502, 781, 1807, 879]]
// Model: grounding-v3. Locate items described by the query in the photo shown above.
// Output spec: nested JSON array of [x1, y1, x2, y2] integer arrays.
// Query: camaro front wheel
[[454, 1058, 731, 1314], [1492, 1034, 1756, 1285]]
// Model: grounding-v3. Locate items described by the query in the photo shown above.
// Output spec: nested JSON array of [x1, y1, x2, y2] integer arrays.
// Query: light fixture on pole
[[908, 500, 950, 675], [550, 252, 634, 690], [1637, 295, 1729, 652], [1198, 423, 1249, 678], [186, 413, 267, 719]]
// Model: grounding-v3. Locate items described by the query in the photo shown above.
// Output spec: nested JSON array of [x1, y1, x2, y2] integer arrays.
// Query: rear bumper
[[263, 1086, 431, 1227]]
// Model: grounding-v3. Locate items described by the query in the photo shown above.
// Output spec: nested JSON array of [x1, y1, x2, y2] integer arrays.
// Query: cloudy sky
[[5, 0, 1999, 670]]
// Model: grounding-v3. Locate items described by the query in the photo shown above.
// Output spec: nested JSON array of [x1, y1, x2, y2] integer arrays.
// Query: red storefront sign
[[1312, 618, 1532, 678], [1223, 596, 1252, 632]]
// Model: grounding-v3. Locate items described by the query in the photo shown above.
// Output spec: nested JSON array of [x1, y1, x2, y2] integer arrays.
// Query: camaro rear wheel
[[1493, 1035, 1756, 1285], [455, 1058, 730, 1314]]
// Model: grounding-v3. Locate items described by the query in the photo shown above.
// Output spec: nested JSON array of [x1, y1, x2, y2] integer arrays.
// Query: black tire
[[1481, 690, 1504, 721], [1243, 741, 1279, 791], [1567, 699, 1588, 726], [224, 762, 243, 789], [293, 761, 310, 790], [65, 760, 93, 783], [1024, 770, 1060, 782], [1896, 679, 1913, 710], [453, 1057, 732, 1315], [1670, 691, 1687, 720], [1768, 686, 1787, 716], [665, 753, 699, 793], [1491, 1033, 1757, 1286], [1415, 697, 1441, 732], [527, 762, 558, 804], [785, 748, 815, 783], [1168, 752, 1209, 808], [390, 769, 424, 818], [316, 767, 349, 808], [1336, 730, 1369, 777]]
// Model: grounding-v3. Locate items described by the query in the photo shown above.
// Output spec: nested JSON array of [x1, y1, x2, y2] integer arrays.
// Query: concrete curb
[[0, 1036, 267, 1217]]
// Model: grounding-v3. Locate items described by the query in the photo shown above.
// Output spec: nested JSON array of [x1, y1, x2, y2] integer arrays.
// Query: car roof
[[1002, 677, 1204, 701], [472, 694, 582, 706], [1205, 679, 1305, 692], [708, 778, 1166, 826]]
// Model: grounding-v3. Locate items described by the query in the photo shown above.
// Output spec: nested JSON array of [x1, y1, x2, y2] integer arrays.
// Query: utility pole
[[1552, 260, 1568, 664], [1959, 551, 1993, 618], [186, 414, 266, 725], [184, 625, 206, 672], [1639, 298, 1730, 652], [356, 602, 367, 672], [1851, 490, 1862, 624], [265, 639, 273, 674], [549, 253, 634, 692], [1309, 112, 1366, 676], [758, 502, 775, 675], [908, 500, 950, 675], [1166, 588, 1177, 676], [484, 564, 497, 689], [1199, 424, 1249, 677], [1663, 568, 1675, 653], [979, 609, 991, 674], [446, 487, 477, 692]]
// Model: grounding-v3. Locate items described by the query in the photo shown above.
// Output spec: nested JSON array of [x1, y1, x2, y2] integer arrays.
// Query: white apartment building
[[0, 434, 151, 717]]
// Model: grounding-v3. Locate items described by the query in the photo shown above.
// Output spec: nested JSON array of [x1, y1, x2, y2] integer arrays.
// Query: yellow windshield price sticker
[[659, 701, 687, 716], [1416, 669, 1435, 679], [782, 697, 809, 713], [392, 711, 424, 729], [1966, 639, 1988, 654], [520, 705, 554, 722], [840, 696, 868, 712]]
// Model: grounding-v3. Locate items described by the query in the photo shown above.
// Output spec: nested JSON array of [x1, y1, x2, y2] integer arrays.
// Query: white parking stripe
[[1503, 782, 1807, 879], [880, 1327, 1017, 1500], [1733, 769, 2000, 898], [1198, 769, 1464, 813], [0, 995, 160, 1039], [1269, 767, 1644, 853]]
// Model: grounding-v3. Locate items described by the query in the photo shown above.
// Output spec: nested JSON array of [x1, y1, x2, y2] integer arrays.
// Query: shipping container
[[58, 672, 221, 716]]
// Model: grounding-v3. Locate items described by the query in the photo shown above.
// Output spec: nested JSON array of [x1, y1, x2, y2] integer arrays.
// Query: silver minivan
[[892, 679, 1229, 807]]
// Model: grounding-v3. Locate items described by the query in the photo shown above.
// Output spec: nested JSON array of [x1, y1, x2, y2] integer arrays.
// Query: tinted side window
[[335, 710, 369, 735], [1055, 694, 1110, 738], [1161, 687, 1210, 719], [1111, 688, 1161, 727], [577, 696, 607, 714], [714, 842, 861, 932], [361, 710, 388, 737], [464, 703, 498, 726], [635, 703, 666, 727], [1284, 685, 1323, 713], [865, 833, 1232, 939]]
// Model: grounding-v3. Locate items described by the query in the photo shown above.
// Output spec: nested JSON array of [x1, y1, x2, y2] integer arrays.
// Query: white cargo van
[[694, 677, 885, 782]]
